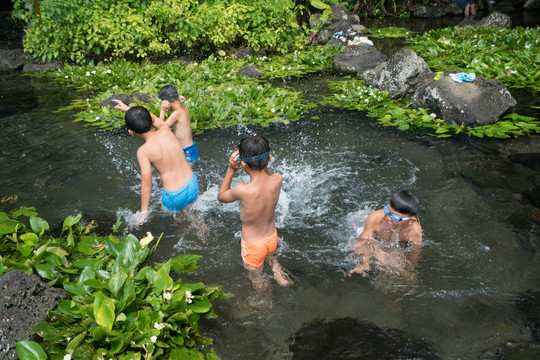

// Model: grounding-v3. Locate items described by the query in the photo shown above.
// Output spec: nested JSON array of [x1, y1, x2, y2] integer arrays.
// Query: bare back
[[237, 170, 282, 242], [138, 125, 193, 191], [166, 106, 194, 149]]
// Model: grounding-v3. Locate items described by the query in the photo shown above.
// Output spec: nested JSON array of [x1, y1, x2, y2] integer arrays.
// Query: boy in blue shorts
[[123, 106, 198, 216], [158, 85, 199, 163]]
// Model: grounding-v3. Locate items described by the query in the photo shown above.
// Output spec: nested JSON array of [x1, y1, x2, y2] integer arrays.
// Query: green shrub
[[1, 207, 231, 359]]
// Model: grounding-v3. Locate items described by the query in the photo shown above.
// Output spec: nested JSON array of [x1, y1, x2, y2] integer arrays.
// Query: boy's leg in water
[[246, 266, 272, 307], [266, 255, 293, 286], [464, 3, 471, 18]]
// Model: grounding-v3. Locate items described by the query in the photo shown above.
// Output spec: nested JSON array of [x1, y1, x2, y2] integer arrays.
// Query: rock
[[313, 3, 360, 45], [457, 11, 512, 28], [333, 44, 387, 75], [236, 47, 256, 59], [238, 64, 262, 79], [99, 92, 155, 109], [0, 49, 26, 72], [411, 74, 516, 126], [22, 60, 63, 73], [445, 2, 465, 16], [412, 4, 447, 18], [0, 270, 69, 360], [364, 48, 433, 99]]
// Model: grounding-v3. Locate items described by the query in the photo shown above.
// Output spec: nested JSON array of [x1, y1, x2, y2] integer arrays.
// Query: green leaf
[[34, 263, 61, 280], [29, 216, 49, 235], [188, 298, 212, 314], [62, 213, 82, 232], [66, 332, 86, 355], [152, 268, 173, 294], [109, 269, 128, 297], [15, 340, 47, 360], [94, 293, 116, 331]]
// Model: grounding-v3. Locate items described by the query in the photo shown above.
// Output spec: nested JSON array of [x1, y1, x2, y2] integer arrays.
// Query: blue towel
[[449, 72, 476, 83]]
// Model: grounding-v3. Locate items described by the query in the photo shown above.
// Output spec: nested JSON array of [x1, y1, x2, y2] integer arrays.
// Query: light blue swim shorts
[[183, 142, 199, 163], [161, 173, 198, 212]]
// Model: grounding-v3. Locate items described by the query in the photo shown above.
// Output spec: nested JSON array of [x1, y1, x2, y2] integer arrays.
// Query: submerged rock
[[238, 64, 262, 79], [0, 270, 69, 360], [457, 11, 512, 28], [99, 92, 155, 109], [289, 317, 441, 359]]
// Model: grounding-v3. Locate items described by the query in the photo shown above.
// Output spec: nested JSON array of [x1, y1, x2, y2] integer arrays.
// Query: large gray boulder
[[411, 73, 516, 126], [99, 92, 155, 109], [364, 48, 433, 99], [0, 270, 69, 360], [457, 11, 512, 28], [333, 44, 387, 75], [412, 4, 447, 18]]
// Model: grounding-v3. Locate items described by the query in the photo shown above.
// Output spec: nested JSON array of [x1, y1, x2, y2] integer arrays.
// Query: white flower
[[106, 69, 112, 74], [63, 355, 72, 360], [270, 108, 275, 113], [89, 81, 92, 84], [95, 116, 100, 120], [154, 322, 164, 330], [64, 76, 68, 79], [163, 292, 172, 300], [86, 99, 90, 102], [89, 110, 93, 113], [150, 336, 157, 343], [281, 66, 285, 70], [91, 70, 96, 74], [227, 87, 232, 91], [85, 72, 90, 76], [185, 291, 194, 304], [256, 107, 260, 111], [226, 74, 231, 77], [430, 113, 437, 118]]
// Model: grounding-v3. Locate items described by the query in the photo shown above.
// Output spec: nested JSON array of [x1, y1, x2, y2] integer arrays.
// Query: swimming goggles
[[237, 151, 270, 163], [384, 204, 413, 222]]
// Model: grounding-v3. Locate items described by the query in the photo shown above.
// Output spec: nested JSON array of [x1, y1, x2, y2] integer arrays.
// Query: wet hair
[[158, 85, 179, 101], [125, 106, 152, 134], [238, 136, 270, 171], [389, 190, 419, 216]]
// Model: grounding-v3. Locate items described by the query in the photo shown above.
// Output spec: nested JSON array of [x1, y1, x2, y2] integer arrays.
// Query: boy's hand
[[112, 99, 130, 112], [229, 150, 240, 171], [161, 100, 170, 111]]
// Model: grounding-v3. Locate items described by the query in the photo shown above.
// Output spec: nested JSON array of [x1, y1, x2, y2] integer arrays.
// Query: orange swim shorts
[[241, 230, 278, 268]]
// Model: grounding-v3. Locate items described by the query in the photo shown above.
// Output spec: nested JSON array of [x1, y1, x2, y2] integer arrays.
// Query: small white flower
[[89, 110, 93, 113], [491, 44, 495, 47], [163, 292, 172, 300], [281, 66, 285, 70], [95, 116, 100, 120], [227, 74, 231, 77], [270, 108, 275, 113], [227, 87, 232, 91], [256, 107, 260, 111], [64, 75, 69, 79], [341, 95, 346, 98], [63, 355, 72, 360], [430, 113, 437, 118], [85, 72, 90, 76], [154, 322, 164, 330], [185, 291, 194, 304], [106, 69, 112, 74], [288, 67, 291, 70], [89, 81, 92, 84], [86, 99, 90, 102], [150, 335, 157, 343], [91, 70, 96, 74]]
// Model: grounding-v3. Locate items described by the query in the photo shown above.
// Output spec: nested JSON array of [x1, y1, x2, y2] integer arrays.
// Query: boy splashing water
[[218, 136, 292, 305]]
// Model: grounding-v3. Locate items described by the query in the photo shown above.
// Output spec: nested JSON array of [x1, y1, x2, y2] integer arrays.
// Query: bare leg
[[464, 4, 470, 18], [245, 264, 272, 307], [266, 255, 294, 286], [470, 3, 477, 18]]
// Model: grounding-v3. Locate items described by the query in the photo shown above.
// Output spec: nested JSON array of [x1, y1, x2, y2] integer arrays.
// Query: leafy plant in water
[[1, 207, 231, 359], [408, 26, 540, 93], [366, 27, 415, 39], [323, 79, 540, 138]]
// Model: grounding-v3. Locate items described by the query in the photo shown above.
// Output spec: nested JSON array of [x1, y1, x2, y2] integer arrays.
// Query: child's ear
[[128, 129, 135, 136]]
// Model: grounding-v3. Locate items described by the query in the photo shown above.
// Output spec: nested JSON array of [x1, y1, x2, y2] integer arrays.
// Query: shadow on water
[[289, 317, 441, 360]]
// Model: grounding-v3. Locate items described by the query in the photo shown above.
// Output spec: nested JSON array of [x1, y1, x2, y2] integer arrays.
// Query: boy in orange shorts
[[218, 136, 291, 303]]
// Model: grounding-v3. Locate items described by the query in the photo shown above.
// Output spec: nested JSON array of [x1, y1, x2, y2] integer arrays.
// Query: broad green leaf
[[62, 213, 82, 232], [66, 332, 86, 354], [20, 233, 39, 243], [94, 294, 116, 331], [188, 298, 212, 314], [15, 340, 47, 360], [29, 216, 49, 235], [109, 269, 128, 297], [0, 219, 19, 236], [64, 282, 87, 297], [152, 268, 173, 294], [34, 263, 61, 281]]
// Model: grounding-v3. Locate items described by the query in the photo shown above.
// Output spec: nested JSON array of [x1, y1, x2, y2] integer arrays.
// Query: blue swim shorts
[[161, 173, 199, 212], [183, 142, 199, 163]]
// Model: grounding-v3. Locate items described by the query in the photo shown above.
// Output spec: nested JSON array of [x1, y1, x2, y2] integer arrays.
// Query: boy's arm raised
[[217, 151, 242, 203]]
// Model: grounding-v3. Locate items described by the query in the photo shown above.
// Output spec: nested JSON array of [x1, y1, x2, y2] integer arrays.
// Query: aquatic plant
[[35, 47, 339, 131], [408, 26, 540, 93], [0, 207, 231, 359], [366, 27, 415, 39], [323, 79, 539, 138]]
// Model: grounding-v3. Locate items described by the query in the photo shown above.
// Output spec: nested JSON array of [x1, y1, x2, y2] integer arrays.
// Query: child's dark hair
[[125, 106, 152, 134], [390, 190, 419, 216], [238, 136, 270, 171], [158, 85, 179, 101]]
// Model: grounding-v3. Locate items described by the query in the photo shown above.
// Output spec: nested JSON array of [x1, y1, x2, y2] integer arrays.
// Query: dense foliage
[[408, 26, 540, 93], [0, 207, 231, 359], [38, 46, 340, 131], [11, 0, 305, 63]]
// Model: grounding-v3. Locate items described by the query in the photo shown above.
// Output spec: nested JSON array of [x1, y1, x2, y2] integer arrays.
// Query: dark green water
[[1, 70, 539, 358]]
